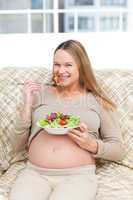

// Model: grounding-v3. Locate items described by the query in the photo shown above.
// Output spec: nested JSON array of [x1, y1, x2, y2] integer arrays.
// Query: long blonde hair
[[53, 40, 116, 111]]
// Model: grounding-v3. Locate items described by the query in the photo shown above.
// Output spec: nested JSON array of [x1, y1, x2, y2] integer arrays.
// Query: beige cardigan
[[13, 85, 125, 162]]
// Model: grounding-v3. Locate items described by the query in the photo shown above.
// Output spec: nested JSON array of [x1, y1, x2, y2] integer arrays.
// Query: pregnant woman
[[9, 40, 124, 200]]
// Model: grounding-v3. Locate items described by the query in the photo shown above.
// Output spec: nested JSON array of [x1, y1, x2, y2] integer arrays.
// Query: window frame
[[0, 0, 130, 33]]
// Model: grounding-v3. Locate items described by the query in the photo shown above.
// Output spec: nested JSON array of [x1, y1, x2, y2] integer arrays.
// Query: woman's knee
[[9, 168, 51, 200]]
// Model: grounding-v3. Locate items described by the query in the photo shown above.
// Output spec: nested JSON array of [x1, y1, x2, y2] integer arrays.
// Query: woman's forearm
[[93, 139, 125, 161], [20, 104, 32, 125], [15, 103, 32, 131], [11, 104, 32, 152]]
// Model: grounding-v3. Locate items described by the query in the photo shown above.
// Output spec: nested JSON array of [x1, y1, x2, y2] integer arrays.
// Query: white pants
[[9, 161, 98, 200]]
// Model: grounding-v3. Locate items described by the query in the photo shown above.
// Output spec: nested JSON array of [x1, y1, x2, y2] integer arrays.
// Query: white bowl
[[36, 122, 78, 135], [44, 127, 71, 135]]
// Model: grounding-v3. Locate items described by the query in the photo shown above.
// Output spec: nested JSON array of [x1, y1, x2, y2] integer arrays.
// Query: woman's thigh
[[49, 173, 98, 200], [9, 167, 52, 200]]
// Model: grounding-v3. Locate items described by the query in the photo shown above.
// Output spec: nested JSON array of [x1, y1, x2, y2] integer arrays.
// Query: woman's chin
[[57, 81, 69, 87]]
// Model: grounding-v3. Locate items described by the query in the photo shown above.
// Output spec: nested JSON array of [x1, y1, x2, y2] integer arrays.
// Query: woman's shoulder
[[86, 91, 101, 114], [84, 91, 100, 115], [86, 92, 111, 119]]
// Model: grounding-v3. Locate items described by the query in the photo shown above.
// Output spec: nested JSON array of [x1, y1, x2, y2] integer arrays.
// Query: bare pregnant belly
[[28, 130, 95, 168]]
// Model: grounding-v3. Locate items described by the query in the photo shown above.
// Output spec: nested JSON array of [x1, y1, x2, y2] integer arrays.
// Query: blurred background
[[0, 0, 133, 69]]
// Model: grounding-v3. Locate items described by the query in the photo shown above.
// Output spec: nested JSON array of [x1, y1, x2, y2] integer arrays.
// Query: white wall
[[0, 33, 133, 70]]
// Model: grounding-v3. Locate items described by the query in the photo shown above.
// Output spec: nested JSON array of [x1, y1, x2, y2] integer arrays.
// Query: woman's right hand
[[23, 80, 41, 109]]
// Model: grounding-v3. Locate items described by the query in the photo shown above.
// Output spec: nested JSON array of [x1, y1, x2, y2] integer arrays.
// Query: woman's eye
[[54, 63, 60, 67], [66, 64, 72, 67]]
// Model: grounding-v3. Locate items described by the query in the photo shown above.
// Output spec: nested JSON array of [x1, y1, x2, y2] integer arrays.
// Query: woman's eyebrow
[[65, 62, 73, 64], [53, 61, 60, 64], [53, 61, 73, 64]]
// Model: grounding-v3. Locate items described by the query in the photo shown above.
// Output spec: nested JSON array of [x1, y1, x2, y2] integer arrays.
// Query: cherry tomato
[[47, 115, 51, 121], [59, 119, 67, 126]]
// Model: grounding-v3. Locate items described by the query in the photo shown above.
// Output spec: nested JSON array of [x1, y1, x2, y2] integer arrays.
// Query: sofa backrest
[[0, 67, 133, 173]]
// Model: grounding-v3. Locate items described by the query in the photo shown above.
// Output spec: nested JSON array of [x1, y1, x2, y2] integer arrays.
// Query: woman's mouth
[[54, 74, 70, 84], [59, 75, 70, 82]]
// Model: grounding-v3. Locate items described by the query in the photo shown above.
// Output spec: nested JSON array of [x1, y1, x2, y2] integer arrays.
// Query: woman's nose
[[58, 65, 66, 73]]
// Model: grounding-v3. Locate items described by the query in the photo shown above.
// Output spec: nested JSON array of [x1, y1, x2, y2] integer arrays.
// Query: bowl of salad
[[37, 112, 80, 135]]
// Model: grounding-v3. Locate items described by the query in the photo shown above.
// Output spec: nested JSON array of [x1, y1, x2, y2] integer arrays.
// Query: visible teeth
[[60, 77, 69, 79], [60, 75, 70, 78]]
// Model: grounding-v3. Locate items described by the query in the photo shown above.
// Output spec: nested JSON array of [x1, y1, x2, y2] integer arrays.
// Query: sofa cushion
[[0, 67, 52, 172], [0, 67, 133, 171], [0, 67, 133, 200], [95, 69, 133, 169], [0, 161, 26, 200], [96, 162, 133, 200], [0, 161, 133, 200]]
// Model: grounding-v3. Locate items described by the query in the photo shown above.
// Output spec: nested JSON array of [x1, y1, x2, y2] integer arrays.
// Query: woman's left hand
[[68, 122, 98, 154]]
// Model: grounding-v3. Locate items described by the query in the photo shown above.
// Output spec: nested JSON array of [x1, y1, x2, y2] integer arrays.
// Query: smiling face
[[53, 49, 80, 90]]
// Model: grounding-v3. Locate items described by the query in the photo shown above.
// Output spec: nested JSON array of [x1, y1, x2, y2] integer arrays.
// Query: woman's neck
[[56, 84, 86, 99]]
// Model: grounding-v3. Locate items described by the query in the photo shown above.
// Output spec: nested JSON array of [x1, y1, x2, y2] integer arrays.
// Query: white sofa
[[0, 67, 133, 200]]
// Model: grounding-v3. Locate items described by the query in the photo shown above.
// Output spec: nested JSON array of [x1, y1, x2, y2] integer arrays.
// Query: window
[[122, 14, 127, 31], [67, 16, 74, 32], [0, 0, 131, 33], [78, 16, 95, 31], [66, 0, 94, 6], [31, 0, 53, 9], [63, 14, 75, 32], [101, 0, 127, 7], [31, 0, 43, 9], [0, 0, 53, 33], [0, 0, 30, 10], [75, 0, 94, 5], [0, 14, 27, 33], [100, 16, 120, 31], [31, 13, 53, 33], [31, 14, 43, 33], [100, 14, 127, 31]]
